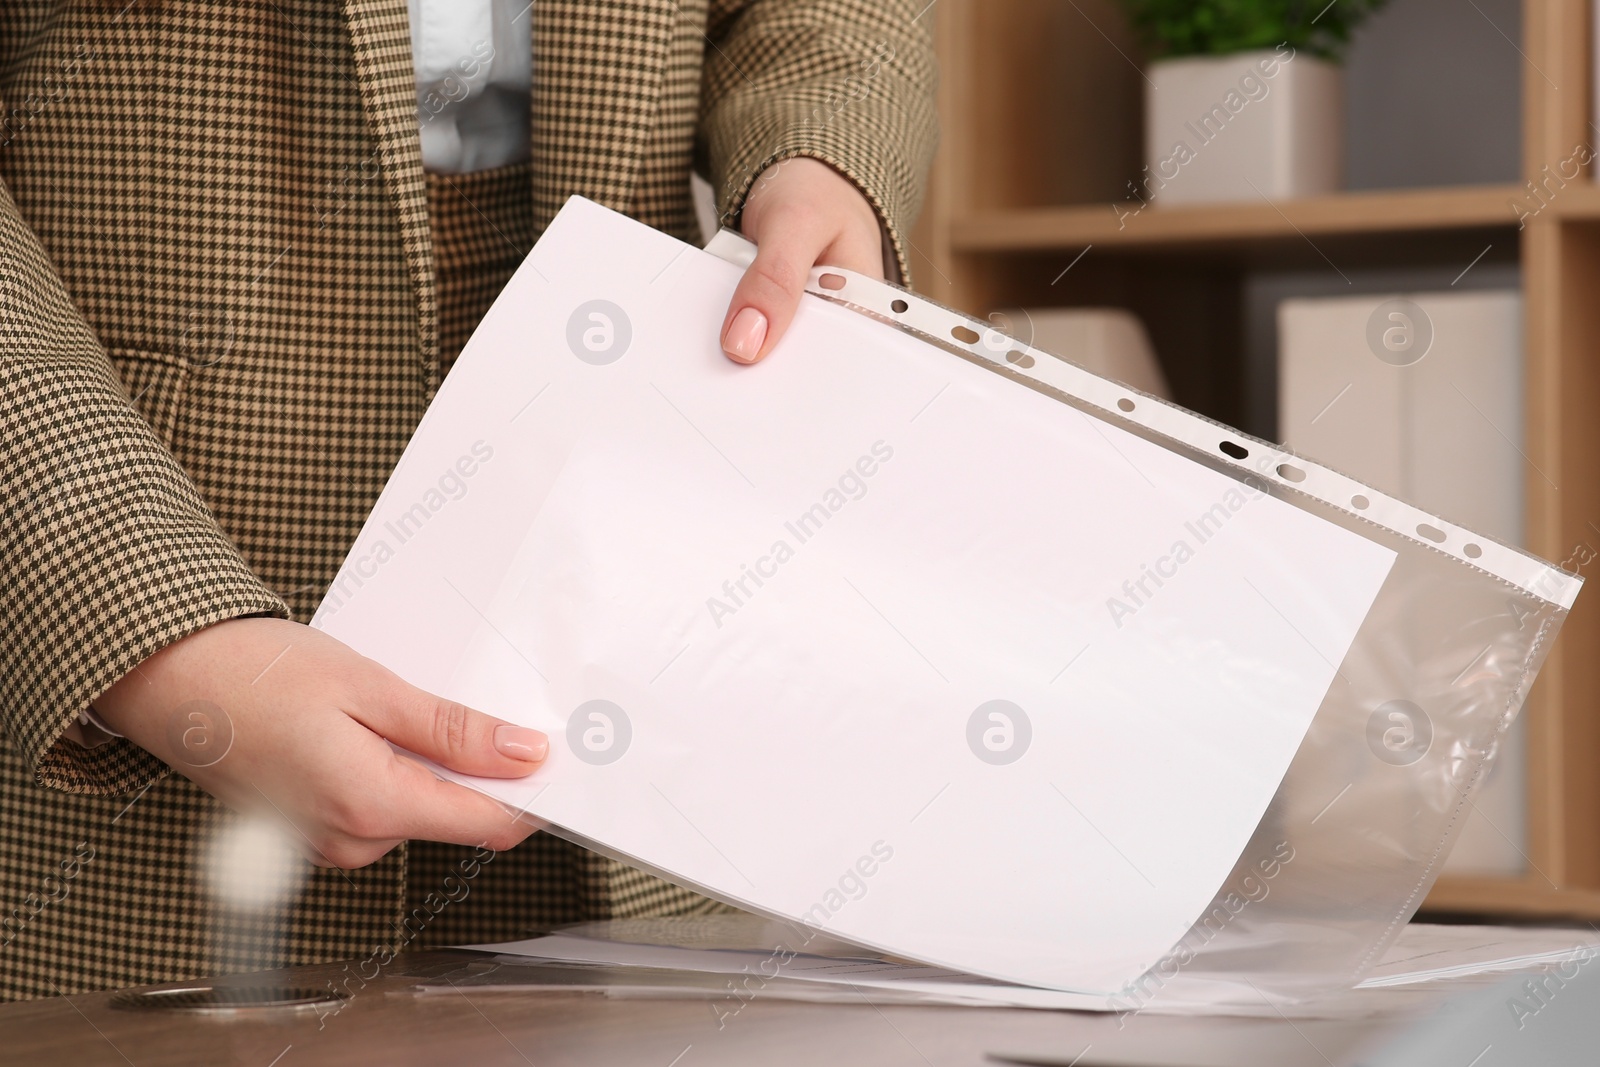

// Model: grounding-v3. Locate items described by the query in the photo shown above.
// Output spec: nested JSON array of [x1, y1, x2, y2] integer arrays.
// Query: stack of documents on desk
[[1356, 923, 1600, 987], [317, 197, 1397, 995], [446, 921, 1600, 1019]]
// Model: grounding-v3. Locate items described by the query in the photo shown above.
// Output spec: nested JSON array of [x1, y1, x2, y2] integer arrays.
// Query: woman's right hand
[[93, 616, 545, 868]]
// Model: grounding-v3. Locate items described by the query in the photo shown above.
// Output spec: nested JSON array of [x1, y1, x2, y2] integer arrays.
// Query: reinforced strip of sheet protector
[[316, 197, 1410, 995]]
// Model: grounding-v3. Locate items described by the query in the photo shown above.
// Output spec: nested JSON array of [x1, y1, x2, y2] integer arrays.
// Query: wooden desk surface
[[0, 950, 1411, 1067]]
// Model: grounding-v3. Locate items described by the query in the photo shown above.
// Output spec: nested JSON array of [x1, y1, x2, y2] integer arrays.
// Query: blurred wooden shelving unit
[[949, 184, 1526, 251], [910, 0, 1600, 919]]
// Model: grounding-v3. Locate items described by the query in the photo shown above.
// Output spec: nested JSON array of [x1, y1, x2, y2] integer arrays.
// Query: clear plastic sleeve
[[769, 259, 1581, 1011]]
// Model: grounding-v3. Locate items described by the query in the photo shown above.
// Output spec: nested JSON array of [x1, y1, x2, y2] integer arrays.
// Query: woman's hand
[[93, 617, 545, 869], [721, 157, 887, 364]]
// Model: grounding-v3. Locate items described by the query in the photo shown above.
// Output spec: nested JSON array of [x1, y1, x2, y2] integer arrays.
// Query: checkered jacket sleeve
[[702, 0, 940, 281], [0, 177, 288, 796]]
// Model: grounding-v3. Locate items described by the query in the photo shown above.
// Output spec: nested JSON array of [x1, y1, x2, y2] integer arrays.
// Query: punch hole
[[1464, 543, 1483, 559], [819, 273, 846, 291], [1276, 463, 1306, 483], [1006, 350, 1036, 368], [1417, 523, 1446, 544], [891, 298, 909, 314], [1117, 398, 1135, 412], [1219, 441, 1248, 461], [1351, 495, 1370, 510], [951, 325, 981, 345]]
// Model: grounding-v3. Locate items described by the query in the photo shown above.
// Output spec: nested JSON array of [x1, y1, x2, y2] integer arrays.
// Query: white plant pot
[[1142, 48, 1343, 205]]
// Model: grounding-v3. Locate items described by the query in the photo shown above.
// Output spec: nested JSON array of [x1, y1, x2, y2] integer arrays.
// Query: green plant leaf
[[1116, 0, 1390, 62]]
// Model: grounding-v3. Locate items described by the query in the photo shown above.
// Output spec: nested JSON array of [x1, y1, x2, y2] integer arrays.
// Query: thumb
[[720, 223, 827, 365], [358, 681, 548, 778]]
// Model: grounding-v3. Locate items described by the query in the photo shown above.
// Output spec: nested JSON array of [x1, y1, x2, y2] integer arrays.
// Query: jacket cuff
[[4, 424, 291, 795], [32, 579, 289, 797], [707, 86, 937, 286]]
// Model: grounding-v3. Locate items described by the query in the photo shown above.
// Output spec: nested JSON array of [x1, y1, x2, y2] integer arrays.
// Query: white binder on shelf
[[1279, 290, 1525, 877]]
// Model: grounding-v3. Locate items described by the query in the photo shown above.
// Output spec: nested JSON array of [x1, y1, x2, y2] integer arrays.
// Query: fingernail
[[494, 724, 548, 762], [723, 307, 767, 363]]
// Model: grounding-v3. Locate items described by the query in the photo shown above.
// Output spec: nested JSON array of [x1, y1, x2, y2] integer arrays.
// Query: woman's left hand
[[721, 157, 887, 364]]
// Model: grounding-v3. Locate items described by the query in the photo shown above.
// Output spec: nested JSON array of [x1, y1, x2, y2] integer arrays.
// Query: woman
[[0, 0, 936, 999]]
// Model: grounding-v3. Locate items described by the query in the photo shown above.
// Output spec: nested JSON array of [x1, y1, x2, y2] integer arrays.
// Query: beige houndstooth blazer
[[0, 0, 937, 999]]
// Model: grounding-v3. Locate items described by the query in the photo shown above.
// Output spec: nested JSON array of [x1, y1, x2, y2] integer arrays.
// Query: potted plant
[[1117, 0, 1388, 206]]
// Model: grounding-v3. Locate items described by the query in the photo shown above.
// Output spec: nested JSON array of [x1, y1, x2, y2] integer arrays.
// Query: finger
[[350, 680, 548, 779], [721, 210, 831, 365], [381, 754, 544, 852], [390, 747, 552, 834], [817, 227, 888, 281], [308, 838, 403, 870]]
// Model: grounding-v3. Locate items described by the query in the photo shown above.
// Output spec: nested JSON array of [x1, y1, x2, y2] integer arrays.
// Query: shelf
[[1548, 181, 1600, 221], [923, 0, 1600, 922], [950, 183, 1525, 254], [1424, 876, 1600, 921]]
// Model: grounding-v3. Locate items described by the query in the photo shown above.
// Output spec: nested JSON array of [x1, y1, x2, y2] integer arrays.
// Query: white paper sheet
[[1356, 923, 1599, 987], [315, 197, 1396, 994], [468, 932, 1114, 1011], [458, 923, 1598, 1017]]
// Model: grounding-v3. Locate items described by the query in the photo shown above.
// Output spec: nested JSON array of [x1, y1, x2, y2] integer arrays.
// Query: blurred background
[[904, 0, 1600, 924]]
